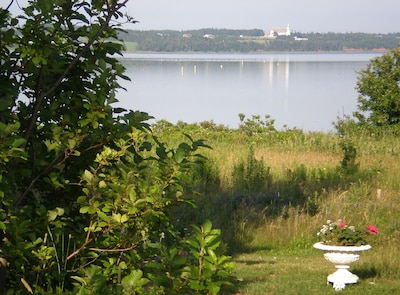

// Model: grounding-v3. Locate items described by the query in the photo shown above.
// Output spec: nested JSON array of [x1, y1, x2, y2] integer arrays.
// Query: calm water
[[117, 52, 382, 131]]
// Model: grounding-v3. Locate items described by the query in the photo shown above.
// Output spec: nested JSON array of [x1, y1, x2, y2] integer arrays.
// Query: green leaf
[[189, 279, 205, 291], [68, 139, 76, 149], [119, 261, 127, 270], [207, 282, 221, 295], [120, 214, 128, 223], [174, 148, 185, 163], [121, 269, 149, 289], [71, 276, 87, 286], [112, 213, 128, 223], [82, 170, 93, 182], [56, 207, 64, 215], [32, 55, 42, 65], [204, 234, 219, 246], [175, 142, 191, 163], [80, 206, 89, 214], [97, 211, 108, 222], [98, 180, 107, 188], [11, 138, 26, 148], [202, 219, 213, 234], [207, 249, 218, 264], [47, 210, 58, 222], [156, 146, 168, 160], [47, 207, 64, 222]]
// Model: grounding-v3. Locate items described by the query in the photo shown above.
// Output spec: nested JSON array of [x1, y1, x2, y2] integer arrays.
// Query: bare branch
[[89, 243, 139, 253], [5, 0, 15, 11]]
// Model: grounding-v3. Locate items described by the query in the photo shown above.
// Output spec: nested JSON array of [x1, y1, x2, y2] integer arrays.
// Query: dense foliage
[[120, 29, 400, 52], [354, 48, 400, 126], [0, 1, 235, 294]]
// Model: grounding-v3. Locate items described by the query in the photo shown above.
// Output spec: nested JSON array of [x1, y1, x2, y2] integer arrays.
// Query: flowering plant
[[317, 219, 378, 246]]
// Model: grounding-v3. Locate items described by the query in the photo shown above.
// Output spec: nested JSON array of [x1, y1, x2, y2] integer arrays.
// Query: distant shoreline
[[119, 30, 398, 53], [122, 49, 389, 54], [341, 47, 389, 53]]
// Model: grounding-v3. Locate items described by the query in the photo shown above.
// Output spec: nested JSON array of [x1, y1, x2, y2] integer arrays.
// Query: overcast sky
[[126, 0, 398, 33], [5, 0, 399, 33]]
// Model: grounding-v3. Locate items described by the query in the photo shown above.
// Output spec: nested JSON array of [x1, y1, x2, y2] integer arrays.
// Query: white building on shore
[[265, 24, 291, 38]]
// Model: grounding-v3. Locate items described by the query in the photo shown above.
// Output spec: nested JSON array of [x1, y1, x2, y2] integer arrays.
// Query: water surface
[[117, 52, 382, 131]]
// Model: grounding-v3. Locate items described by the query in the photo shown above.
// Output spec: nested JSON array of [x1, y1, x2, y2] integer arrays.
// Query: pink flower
[[367, 225, 378, 235], [339, 221, 346, 227]]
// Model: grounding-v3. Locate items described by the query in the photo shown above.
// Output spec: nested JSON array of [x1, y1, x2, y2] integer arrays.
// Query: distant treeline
[[118, 28, 400, 52]]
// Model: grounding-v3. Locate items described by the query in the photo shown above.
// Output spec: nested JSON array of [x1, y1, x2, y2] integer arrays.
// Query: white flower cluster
[[317, 220, 335, 236], [317, 224, 329, 236]]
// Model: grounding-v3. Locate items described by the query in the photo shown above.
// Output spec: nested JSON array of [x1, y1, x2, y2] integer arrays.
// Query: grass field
[[156, 120, 400, 294], [233, 249, 400, 294]]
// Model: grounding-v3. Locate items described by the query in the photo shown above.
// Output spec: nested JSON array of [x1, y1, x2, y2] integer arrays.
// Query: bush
[[0, 2, 236, 293]]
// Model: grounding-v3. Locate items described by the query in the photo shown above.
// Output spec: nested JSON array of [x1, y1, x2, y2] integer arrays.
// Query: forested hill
[[119, 29, 400, 52]]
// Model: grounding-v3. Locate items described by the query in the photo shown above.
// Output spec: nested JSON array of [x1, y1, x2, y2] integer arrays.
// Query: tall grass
[[155, 120, 400, 281]]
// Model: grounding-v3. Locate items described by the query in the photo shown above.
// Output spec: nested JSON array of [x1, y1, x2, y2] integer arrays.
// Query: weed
[[232, 145, 272, 194], [340, 139, 360, 175]]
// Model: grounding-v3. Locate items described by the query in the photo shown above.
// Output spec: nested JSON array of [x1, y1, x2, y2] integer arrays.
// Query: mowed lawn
[[232, 249, 400, 295]]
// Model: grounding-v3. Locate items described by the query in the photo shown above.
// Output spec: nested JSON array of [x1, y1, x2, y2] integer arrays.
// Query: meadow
[[154, 117, 400, 294]]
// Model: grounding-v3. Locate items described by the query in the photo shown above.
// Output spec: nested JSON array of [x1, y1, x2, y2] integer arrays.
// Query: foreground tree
[[0, 1, 235, 293], [354, 48, 400, 126]]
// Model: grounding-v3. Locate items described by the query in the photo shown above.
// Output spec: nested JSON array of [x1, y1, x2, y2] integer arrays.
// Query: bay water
[[117, 52, 382, 131]]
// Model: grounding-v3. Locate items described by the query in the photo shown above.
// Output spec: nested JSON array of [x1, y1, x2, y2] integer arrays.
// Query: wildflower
[[367, 225, 378, 235]]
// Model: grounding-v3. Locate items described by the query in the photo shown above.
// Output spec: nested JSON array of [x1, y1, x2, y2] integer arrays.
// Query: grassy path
[[232, 250, 400, 294]]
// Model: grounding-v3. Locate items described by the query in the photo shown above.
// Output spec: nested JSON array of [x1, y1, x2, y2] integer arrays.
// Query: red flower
[[367, 225, 378, 235], [339, 221, 346, 227]]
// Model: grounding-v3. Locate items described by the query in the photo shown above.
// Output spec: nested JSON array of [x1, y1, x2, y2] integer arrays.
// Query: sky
[[4, 0, 399, 34], [125, 0, 399, 33]]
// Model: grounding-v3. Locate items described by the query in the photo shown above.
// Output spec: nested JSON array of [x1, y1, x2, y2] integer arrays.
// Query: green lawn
[[232, 249, 400, 294]]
